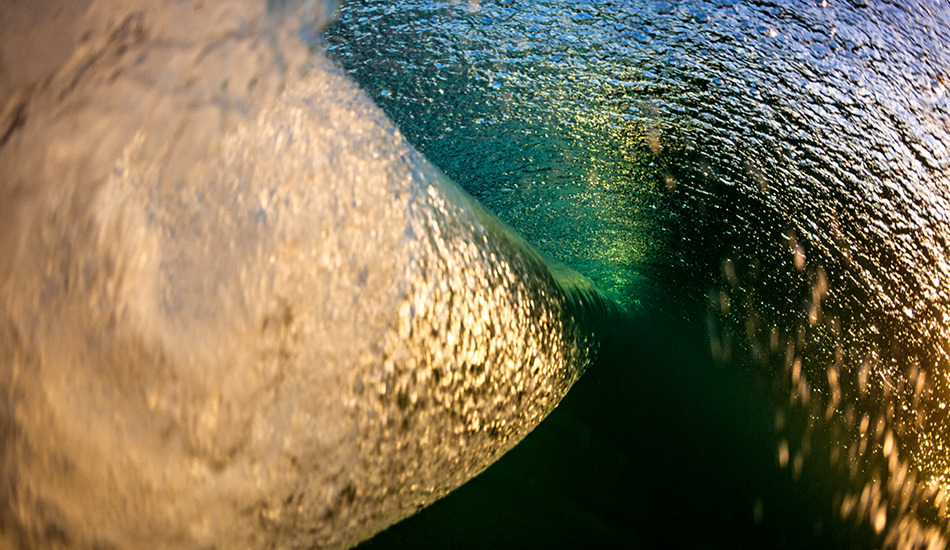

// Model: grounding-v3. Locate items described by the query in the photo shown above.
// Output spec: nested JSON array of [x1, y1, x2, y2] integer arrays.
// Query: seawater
[[324, 0, 950, 548], [2, 0, 950, 548], [1, 0, 609, 546]]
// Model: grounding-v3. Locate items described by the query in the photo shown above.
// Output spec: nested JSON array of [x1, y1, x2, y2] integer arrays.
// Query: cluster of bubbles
[[708, 230, 950, 549]]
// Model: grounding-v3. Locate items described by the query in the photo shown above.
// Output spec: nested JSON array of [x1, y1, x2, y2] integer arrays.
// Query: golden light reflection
[[711, 245, 950, 549]]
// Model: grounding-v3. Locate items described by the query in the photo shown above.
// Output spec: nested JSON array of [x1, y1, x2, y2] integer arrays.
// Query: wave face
[[325, 0, 950, 548], [0, 1, 605, 548]]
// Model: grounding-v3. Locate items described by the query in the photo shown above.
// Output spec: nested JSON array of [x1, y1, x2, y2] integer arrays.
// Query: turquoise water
[[325, 0, 950, 547]]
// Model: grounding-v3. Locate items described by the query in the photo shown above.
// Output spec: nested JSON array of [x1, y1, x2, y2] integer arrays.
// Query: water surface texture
[[0, 1, 611, 548], [2, 0, 950, 548], [324, 0, 950, 548]]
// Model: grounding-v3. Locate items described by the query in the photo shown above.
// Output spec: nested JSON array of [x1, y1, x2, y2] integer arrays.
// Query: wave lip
[[0, 1, 617, 548]]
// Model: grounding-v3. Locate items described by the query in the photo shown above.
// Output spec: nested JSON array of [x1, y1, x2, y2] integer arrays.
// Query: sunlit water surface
[[2, 0, 950, 548], [324, 0, 950, 548]]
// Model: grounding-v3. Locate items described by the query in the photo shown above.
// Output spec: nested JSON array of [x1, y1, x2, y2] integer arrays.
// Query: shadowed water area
[[324, 0, 950, 548]]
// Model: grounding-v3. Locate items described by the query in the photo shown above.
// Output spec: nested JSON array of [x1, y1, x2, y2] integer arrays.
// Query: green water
[[325, 0, 950, 547]]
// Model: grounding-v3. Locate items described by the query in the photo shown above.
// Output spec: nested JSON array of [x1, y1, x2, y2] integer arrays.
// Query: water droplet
[[874, 507, 887, 533], [883, 431, 895, 457]]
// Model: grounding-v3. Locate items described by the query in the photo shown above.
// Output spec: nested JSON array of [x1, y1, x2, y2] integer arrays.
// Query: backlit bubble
[[779, 440, 790, 467], [875, 507, 887, 534]]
